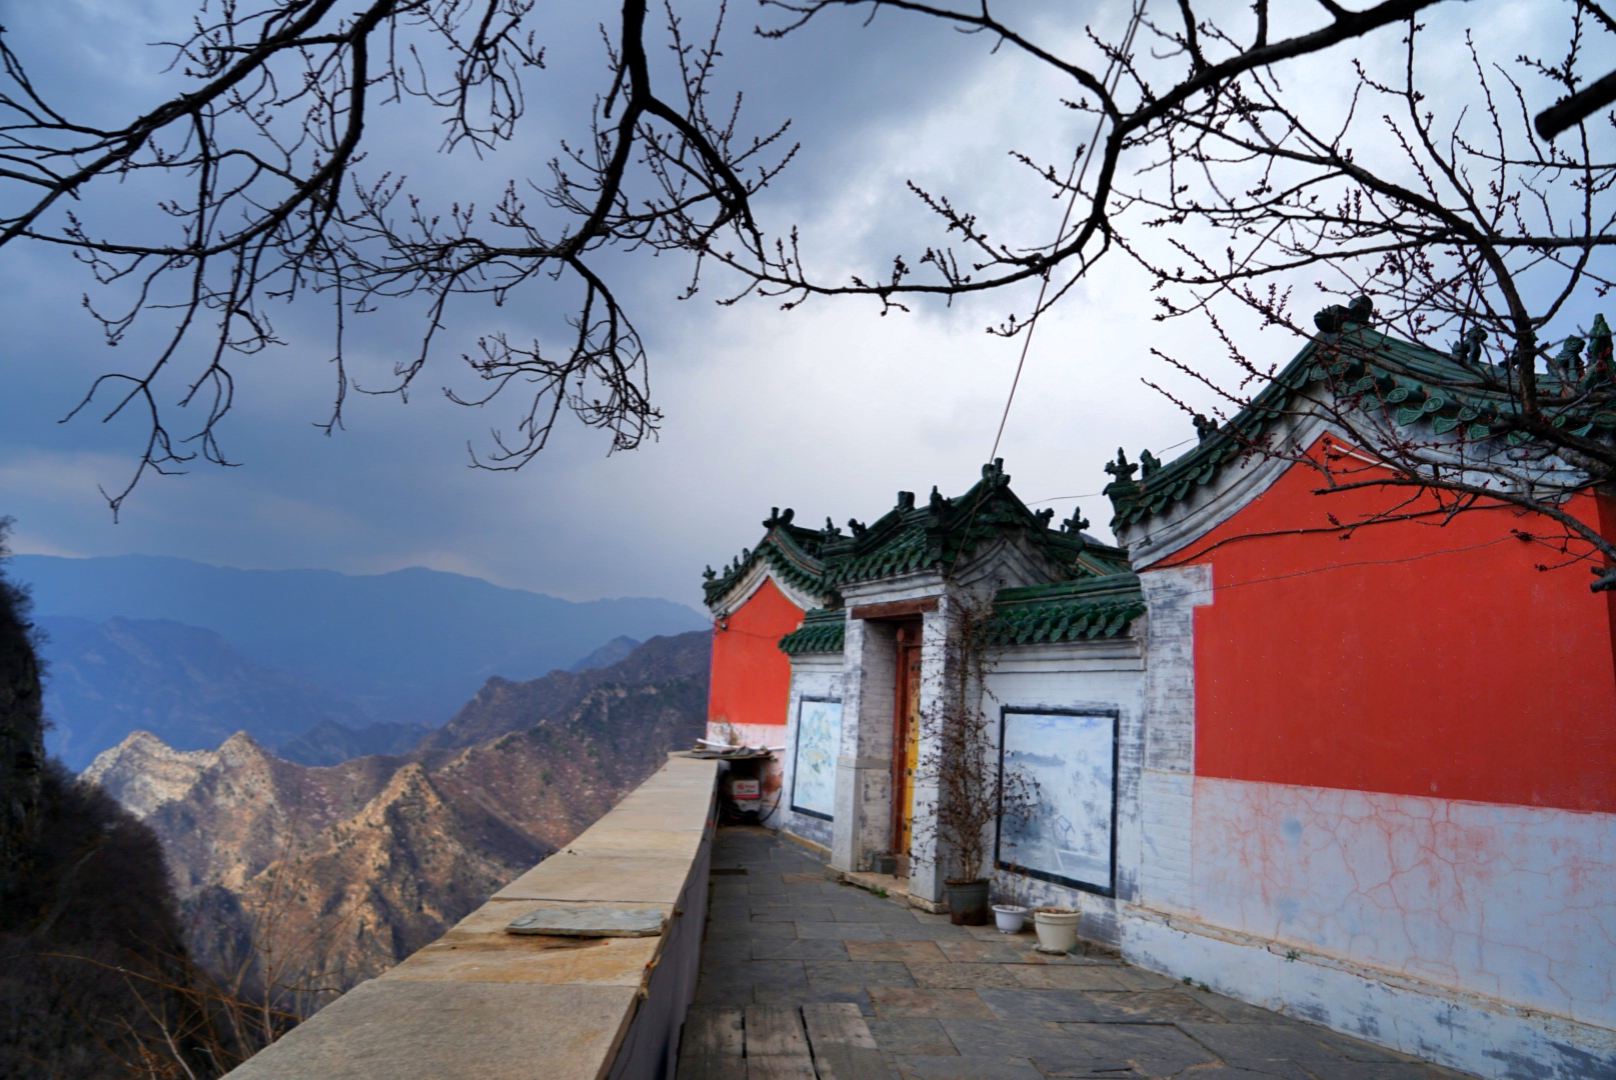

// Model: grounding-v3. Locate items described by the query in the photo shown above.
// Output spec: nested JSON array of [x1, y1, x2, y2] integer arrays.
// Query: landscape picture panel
[[790, 699, 842, 820], [997, 711, 1117, 893]]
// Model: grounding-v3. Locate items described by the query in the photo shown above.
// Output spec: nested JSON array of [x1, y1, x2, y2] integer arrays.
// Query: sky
[[0, 0, 1580, 608]]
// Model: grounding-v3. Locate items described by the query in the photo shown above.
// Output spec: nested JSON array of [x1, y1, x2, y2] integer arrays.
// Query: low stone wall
[[224, 755, 718, 1080]]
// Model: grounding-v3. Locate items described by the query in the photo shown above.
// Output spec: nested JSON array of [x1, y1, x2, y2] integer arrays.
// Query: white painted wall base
[[1119, 906, 1616, 1080]]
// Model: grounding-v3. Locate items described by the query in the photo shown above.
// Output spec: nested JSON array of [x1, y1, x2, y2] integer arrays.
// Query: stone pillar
[[830, 616, 896, 873], [904, 602, 952, 904], [1135, 564, 1212, 914]]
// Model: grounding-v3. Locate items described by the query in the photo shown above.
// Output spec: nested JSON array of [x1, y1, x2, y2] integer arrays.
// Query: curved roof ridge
[[704, 463, 1133, 612], [1106, 311, 1616, 534]]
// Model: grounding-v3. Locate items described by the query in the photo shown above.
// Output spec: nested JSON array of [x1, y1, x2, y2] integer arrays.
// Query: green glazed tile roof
[[778, 608, 846, 655], [703, 461, 1133, 611], [701, 509, 836, 608], [982, 574, 1146, 646], [1105, 310, 1616, 532]]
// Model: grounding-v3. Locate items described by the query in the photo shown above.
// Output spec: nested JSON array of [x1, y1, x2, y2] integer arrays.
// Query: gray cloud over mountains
[[0, 0, 1560, 605]]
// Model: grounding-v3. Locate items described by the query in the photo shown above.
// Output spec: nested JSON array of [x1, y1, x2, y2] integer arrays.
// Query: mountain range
[[37, 616, 375, 768], [84, 631, 713, 988], [14, 555, 707, 768]]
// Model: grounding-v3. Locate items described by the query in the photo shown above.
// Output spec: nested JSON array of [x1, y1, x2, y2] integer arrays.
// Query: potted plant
[[992, 902, 1028, 934], [1032, 907, 1083, 954], [991, 863, 1029, 934], [915, 604, 1039, 927]]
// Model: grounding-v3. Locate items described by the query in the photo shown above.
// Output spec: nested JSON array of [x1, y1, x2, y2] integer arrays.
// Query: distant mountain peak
[[569, 635, 642, 672], [82, 731, 219, 818]]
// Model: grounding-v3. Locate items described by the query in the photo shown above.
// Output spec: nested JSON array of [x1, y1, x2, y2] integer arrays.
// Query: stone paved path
[[679, 827, 1477, 1080]]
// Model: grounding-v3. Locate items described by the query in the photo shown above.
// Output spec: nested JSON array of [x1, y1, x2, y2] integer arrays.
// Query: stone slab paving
[[678, 828, 1479, 1080]]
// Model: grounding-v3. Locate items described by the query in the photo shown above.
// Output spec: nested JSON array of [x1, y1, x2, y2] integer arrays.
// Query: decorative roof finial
[[847, 518, 868, 539], [929, 486, 950, 513], [1449, 326, 1486, 366], [1103, 448, 1137, 485], [1061, 506, 1091, 535], [896, 491, 915, 512], [763, 507, 795, 529], [1193, 414, 1218, 442], [1103, 449, 1141, 516], [1140, 449, 1162, 480], [981, 458, 1008, 486], [822, 517, 843, 541], [1551, 336, 1586, 385], [1588, 314, 1613, 385], [1314, 295, 1375, 334], [703, 565, 716, 581], [1034, 508, 1055, 529]]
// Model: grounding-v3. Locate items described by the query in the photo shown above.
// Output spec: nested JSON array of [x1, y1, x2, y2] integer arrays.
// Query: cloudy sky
[[0, 0, 1571, 608]]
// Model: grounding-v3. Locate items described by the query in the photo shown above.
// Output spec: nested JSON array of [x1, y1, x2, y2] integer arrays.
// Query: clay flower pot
[[943, 879, 991, 925], [1032, 907, 1082, 954], [991, 904, 1028, 934]]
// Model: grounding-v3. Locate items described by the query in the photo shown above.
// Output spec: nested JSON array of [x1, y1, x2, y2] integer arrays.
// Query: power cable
[[988, 1, 1147, 465]]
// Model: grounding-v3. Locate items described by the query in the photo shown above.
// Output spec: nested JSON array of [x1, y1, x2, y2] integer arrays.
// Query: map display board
[[996, 710, 1117, 894], [790, 698, 842, 820]]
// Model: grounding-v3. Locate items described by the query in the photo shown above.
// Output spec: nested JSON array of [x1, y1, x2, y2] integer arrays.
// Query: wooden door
[[892, 622, 923, 868]]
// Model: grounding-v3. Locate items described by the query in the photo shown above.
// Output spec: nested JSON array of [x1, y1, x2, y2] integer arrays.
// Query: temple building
[[701, 307, 1616, 1080]]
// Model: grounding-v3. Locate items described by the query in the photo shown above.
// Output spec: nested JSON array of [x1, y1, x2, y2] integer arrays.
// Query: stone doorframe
[[830, 584, 954, 905]]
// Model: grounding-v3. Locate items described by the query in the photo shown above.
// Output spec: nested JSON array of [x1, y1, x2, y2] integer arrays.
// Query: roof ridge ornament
[[1102, 449, 1141, 517], [896, 491, 915, 511], [1140, 449, 1162, 479], [763, 507, 795, 529], [1061, 506, 1091, 535], [1551, 336, 1586, 385], [1449, 326, 1486, 367], [1314, 294, 1375, 334], [1589, 314, 1613, 385], [981, 458, 1009, 487], [1193, 414, 1219, 442]]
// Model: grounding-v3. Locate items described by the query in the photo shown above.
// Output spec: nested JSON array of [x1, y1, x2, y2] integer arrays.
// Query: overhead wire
[[987, 0, 1148, 466], [1024, 435, 1198, 506]]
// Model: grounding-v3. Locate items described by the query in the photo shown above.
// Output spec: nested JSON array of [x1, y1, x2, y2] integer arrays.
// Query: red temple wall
[[707, 576, 803, 734], [1166, 439, 1616, 813]]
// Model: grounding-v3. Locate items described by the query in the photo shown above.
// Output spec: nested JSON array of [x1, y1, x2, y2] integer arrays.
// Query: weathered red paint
[[708, 576, 803, 733], [1166, 437, 1616, 813]]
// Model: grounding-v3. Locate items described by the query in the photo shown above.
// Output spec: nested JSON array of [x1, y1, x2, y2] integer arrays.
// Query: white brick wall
[[1136, 769, 1193, 911], [1139, 565, 1212, 775]]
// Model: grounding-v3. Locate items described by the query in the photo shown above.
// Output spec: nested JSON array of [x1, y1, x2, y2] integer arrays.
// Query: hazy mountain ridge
[[275, 719, 433, 767], [40, 616, 371, 770], [17, 554, 708, 734], [569, 635, 640, 671], [85, 631, 712, 985], [422, 630, 714, 752]]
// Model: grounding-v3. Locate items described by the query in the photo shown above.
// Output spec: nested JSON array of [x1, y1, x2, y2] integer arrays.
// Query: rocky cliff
[[84, 631, 712, 987]]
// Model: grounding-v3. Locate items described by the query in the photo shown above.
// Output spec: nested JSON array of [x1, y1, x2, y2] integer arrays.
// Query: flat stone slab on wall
[[507, 907, 667, 937]]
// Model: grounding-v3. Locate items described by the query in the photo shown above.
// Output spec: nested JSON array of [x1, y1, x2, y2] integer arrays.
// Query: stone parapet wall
[[223, 755, 718, 1080]]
